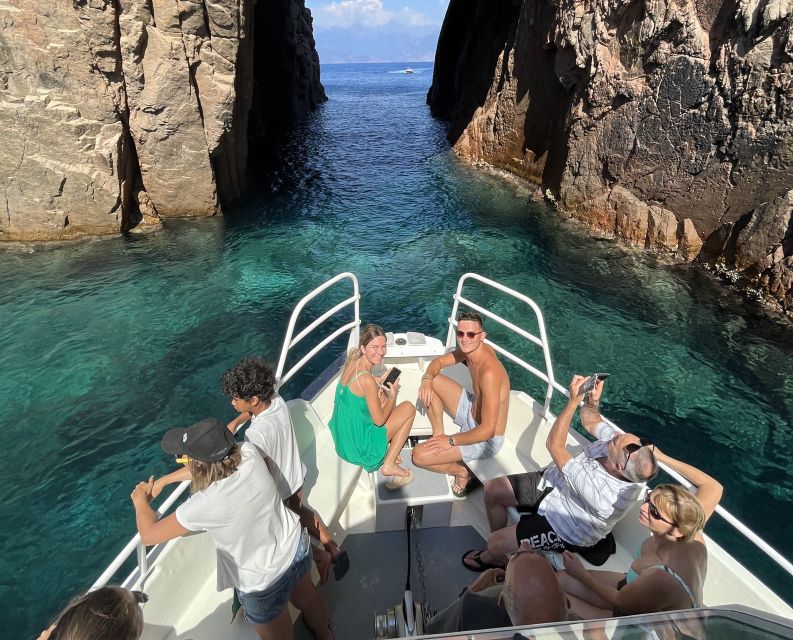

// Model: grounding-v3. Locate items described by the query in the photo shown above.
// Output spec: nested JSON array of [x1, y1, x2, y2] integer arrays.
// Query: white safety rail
[[447, 273, 562, 416], [89, 480, 191, 591], [275, 272, 360, 389], [448, 272, 793, 583]]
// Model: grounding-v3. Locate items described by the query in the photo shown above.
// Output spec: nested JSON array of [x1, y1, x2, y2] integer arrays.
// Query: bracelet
[[421, 374, 433, 382], [585, 393, 599, 408]]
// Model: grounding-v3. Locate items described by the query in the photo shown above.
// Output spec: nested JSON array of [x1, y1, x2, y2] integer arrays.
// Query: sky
[[307, 0, 450, 63]]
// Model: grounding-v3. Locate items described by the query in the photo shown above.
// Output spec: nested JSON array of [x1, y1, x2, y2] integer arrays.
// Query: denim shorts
[[454, 390, 505, 462], [237, 527, 311, 625]]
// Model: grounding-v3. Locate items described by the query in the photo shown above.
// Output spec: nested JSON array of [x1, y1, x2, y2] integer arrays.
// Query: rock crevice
[[0, 0, 325, 240], [430, 0, 792, 314]]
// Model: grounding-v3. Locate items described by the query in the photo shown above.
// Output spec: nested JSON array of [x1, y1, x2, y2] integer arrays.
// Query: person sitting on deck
[[152, 356, 350, 583], [37, 586, 144, 640], [132, 419, 333, 640], [328, 323, 415, 488], [559, 449, 722, 618], [464, 374, 659, 571], [411, 311, 510, 497], [425, 542, 569, 634]]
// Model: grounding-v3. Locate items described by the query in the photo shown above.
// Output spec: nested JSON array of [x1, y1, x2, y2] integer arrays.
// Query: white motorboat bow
[[92, 273, 793, 639]]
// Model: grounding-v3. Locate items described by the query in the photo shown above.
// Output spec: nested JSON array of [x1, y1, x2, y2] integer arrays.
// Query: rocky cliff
[[429, 0, 792, 314], [0, 0, 325, 241]]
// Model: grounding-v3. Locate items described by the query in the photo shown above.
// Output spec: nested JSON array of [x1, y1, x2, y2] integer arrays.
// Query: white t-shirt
[[539, 422, 644, 547], [176, 443, 301, 593], [246, 395, 306, 500]]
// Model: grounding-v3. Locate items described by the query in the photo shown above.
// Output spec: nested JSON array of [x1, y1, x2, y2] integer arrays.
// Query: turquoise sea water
[[2, 62, 792, 638]]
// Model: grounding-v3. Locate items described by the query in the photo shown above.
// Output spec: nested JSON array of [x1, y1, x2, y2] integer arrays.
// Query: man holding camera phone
[[464, 374, 659, 572], [411, 312, 511, 496]]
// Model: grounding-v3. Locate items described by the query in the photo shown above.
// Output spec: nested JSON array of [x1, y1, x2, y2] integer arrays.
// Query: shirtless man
[[411, 312, 510, 495]]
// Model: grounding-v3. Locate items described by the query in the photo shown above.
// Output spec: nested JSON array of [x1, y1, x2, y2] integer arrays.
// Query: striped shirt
[[538, 423, 644, 547]]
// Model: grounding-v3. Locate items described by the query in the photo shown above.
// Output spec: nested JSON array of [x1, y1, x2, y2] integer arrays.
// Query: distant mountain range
[[314, 23, 440, 64]]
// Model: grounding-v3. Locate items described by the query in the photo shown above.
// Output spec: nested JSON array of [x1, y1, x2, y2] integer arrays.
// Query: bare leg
[[288, 491, 344, 564], [411, 442, 472, 491], [424, 375, 464, 437], [311, 544, 332, 586], [290, 572, 333, 640], [252, 607, 293, 640], [481, 525, 520, 566], [557, 570, 625, 610], [483, 477, 517, 532], [381, 402, 415, 477]]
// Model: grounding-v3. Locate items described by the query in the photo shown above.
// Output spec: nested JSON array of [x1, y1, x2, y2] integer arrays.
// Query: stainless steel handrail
[[446, 272, 793, 581]]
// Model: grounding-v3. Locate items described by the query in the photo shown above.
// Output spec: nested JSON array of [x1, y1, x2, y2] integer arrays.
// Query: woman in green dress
[[329, 324, 415, 488]]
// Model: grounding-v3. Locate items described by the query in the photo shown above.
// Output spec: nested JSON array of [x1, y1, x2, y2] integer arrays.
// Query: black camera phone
[[580, 372, 609, 394], [381, 367, 401, 388]]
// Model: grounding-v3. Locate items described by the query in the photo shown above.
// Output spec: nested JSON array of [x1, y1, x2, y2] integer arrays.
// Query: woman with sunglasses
[[37, 586, 144, 640], [328, 323, 415, 488], [559, 448, 723, 618]]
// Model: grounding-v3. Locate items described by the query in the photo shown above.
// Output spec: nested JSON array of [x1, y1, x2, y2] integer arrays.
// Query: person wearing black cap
[[131, 419, 332, 640]]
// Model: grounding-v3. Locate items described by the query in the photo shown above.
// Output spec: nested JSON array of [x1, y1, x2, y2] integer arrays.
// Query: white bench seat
[[287, 398, 362, 528]]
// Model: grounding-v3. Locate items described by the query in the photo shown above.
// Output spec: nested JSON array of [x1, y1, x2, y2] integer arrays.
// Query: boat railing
[[90, 480, 191, 591], [275, 272, 360, 389], [447, 273, 560, 417], [448, 272, 793, 583]]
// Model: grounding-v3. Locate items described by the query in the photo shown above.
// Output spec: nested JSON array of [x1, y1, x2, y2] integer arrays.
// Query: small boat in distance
[[405, 68, 415, 74], [90, 273, 793, 639]]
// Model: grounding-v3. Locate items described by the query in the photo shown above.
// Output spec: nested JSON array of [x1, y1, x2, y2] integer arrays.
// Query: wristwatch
[[448, 435, 456, 447]]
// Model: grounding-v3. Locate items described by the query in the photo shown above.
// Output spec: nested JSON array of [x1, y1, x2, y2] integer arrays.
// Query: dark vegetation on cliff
[[429, 0, 792, 314]]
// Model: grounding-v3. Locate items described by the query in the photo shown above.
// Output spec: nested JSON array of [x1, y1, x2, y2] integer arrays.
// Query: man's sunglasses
[[624, 438, 654, 466], [132, 590, 149, 605], [505, 549, 534, 564], [456, 330, 484, 339], [644, 490, 675, 526]]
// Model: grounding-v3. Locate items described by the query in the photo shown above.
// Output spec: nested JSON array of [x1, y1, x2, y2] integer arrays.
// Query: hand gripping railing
[[447, 273, 558, 417], [89, 480, 191, 591], [275, 272, 360, 389], [447, 272, 793, 583]]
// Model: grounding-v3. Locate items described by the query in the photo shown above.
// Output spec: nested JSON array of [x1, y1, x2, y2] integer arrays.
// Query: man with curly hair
[[220, 357, 349, 583], [154, 357, 349, 583]]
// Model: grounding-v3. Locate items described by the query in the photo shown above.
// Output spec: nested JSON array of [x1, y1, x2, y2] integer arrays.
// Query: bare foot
[[381, 463, 411, 477], [312, 545, 332, 586]]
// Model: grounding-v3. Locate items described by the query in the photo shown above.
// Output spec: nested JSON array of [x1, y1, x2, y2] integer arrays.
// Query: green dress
[[328, 371, 388, 472]]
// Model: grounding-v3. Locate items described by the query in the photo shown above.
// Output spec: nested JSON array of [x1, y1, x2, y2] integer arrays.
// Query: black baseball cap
[[161, 418, 235, 463]]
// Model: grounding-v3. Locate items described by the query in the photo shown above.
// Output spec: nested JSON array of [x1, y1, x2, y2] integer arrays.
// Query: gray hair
[[623, 446, 659, 483]]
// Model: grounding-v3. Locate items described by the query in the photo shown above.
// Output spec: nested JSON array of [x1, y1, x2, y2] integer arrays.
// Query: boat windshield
[[421, 606, 793, 639]]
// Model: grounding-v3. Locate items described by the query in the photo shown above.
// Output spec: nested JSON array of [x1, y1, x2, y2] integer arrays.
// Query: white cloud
[[312, 0, 436, 29]]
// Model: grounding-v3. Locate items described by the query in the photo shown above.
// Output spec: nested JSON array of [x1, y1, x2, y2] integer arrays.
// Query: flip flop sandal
[[451, 476, 471, 498], [332, 549, 350, 581], [461, 548, 502, 572]]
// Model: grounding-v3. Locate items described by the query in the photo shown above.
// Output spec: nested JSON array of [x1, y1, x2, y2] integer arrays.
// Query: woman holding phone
[[328, 323, 415, 488], [559, 447, 723, 618]]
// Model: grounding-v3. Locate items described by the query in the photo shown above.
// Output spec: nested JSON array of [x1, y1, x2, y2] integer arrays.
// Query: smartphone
[[579, 372, 609, 394], [381, 367, 401, 389]]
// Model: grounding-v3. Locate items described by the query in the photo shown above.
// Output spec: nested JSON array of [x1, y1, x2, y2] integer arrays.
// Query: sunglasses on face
[[456, 330, 484, 339], [624, 438, 654, 466], [644, 490, 675, 526]]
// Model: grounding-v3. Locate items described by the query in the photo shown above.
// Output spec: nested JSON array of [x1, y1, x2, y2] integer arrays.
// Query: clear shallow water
[[2, 62, 792, 638]]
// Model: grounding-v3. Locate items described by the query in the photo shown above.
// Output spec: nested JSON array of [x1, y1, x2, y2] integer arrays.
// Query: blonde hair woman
[[560, 447, 723, 617], [328, 324, 415, 487]]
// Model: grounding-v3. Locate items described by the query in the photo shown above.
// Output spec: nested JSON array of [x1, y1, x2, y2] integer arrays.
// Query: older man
[[425, 543, 569, 634], [464, 375, 659, 571]]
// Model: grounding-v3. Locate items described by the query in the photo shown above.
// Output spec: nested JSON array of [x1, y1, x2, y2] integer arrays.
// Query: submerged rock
[[0, 0, 325, 241], [429, 0, 793, 314]]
